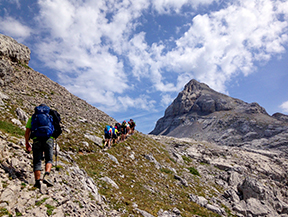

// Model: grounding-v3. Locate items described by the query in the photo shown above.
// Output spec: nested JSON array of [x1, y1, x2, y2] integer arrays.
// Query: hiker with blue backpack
[[25, 104, 62, 189], [104, 125, 113, 149]]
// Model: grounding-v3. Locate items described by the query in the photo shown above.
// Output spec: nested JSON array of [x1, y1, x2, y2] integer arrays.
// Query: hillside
[[0, 34, 288, 217]]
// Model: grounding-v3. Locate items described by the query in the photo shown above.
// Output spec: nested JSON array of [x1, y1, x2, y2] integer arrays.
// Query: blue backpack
[[104, 125, 111, 134], [31, 104, 54, 139]]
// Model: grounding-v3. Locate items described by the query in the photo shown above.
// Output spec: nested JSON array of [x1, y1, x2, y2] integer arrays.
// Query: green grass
[[45, 204, 56, 216], [160, 168, 173, 174], [0, 208, 12, 217], [188, 167, 200, 176], [73, 133, 219, 217], [16, 211, 23, 216], [35, 197, 48, 206], [0, 120, 25, 137], [55, 165, 63, 171], [21, 182, 26, 189], [182, 155, 192, 163], [2, 181, 8, 188]]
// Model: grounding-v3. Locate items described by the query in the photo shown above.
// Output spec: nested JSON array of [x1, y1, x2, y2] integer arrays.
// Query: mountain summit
[[150, 79, 288, 155]]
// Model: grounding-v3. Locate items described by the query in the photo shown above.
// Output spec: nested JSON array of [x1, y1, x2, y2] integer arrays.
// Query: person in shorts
[[112, 126, 119, 144], [104, 125, 112, 149], [128, 119, 136, 135], [25, 104, 54, 189]]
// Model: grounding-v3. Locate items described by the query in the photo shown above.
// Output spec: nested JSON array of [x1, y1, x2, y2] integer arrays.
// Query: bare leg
[[45, 163, 52, 173], [34, 170, 41, 180]]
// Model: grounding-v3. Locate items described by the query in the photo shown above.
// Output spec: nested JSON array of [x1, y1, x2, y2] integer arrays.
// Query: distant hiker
[[121, 120, 128, 141], [128, 119, 136, 135], [25, 104, 62, 189], [112, 126, 119, 144], [126, 122, 131, 136], [115, 122, 122, 140], [104, 125, 112, 149]]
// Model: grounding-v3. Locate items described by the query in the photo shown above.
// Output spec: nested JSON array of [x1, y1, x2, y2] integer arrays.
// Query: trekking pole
[[55, 139, 58, 168]]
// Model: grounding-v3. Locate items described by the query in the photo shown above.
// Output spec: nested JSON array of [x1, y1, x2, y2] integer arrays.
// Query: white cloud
[[24, 0, 288, 113], [156, 0, 288, 93], [152, 0, 217, 14], [35, 0, 132, 98], [0, 16, 31, 41], [118, 95, 156, 111], [161, 94, 174, 107], [120, 0, 288, 98], [280, 101, 288, 113]]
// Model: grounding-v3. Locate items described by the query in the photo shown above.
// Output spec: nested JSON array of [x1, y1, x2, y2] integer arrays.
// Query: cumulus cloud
[[280, 101, 288, 113], [120, 0, 288, 96], [35, 0, 135, 104], [153, 0, 288, 93], [0, 16, 31, 41], [17, 0, 288, 113]]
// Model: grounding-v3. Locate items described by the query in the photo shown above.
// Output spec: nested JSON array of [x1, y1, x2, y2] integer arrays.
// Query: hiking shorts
[[122, 127, 127, 134], [32, 138, 54, 171], [105, 133, 111, 139]]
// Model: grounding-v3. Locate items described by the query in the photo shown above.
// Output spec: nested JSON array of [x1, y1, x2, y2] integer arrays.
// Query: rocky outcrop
[[150, 79, 288, 156], [0, 34, 30, 64], [0, 132, 120, 216], [149, 134, 288, 217], [273, 112, 288, 123]]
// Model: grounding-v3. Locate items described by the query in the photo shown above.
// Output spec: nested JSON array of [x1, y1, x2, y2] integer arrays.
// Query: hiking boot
[[43, 173, 54, 187], [43, 177, 53, 187], [34, 180, 41, 189]]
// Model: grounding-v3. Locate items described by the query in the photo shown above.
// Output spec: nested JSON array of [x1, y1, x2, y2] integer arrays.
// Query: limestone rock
[[0, 60, 13, 86], [150, 79, 288, 156], [15, 107, 29, 123], [0, 34, 30, 64]]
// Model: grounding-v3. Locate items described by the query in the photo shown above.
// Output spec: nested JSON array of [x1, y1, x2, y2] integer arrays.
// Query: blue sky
[[1, 0, 288, 134]]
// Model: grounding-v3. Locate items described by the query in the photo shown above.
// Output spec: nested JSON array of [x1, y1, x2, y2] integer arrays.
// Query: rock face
[[149, 135, 288, 217], [0, 135, 120, 216], [0, 34, 30, 64], [150, 79, 288, 156]]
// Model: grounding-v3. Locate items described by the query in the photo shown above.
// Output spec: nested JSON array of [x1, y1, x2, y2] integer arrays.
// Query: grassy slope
[[73, 133, 222, 217]]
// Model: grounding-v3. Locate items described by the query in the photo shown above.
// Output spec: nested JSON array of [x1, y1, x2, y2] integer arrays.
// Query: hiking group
[[103, 119, 136, 149], [24, 103, 135, 188], [25, 104, 62, 189]]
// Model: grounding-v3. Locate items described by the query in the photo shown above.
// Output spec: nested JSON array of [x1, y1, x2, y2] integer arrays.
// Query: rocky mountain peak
[[164, 79, 239, 118], [183, 79, 210, 92], [151, 79, 288, 155]]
